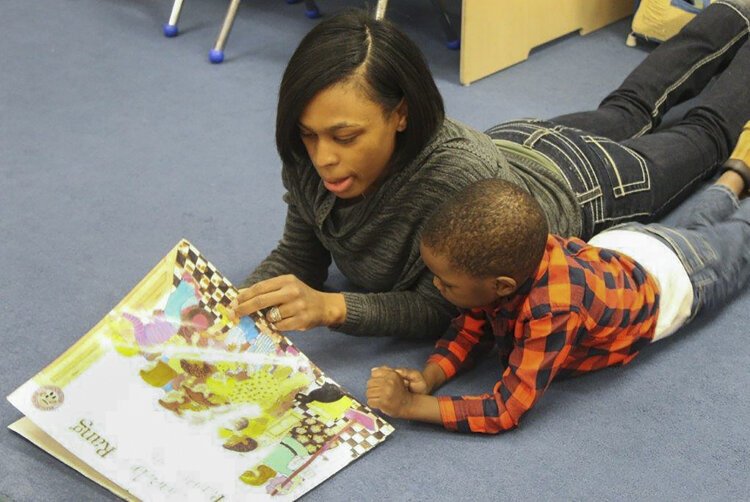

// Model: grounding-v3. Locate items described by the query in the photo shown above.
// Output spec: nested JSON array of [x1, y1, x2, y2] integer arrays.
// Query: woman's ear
[[395, 98, 408, 132], [494, 276, 517, 298]]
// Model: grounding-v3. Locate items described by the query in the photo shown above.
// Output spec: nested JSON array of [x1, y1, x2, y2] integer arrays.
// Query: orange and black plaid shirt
[[428, 235, 660, 434]]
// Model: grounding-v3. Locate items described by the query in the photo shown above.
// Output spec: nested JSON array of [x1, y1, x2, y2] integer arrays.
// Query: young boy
[[366, 124, 750, 434]]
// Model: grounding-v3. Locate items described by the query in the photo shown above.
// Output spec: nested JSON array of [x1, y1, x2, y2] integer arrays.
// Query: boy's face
[[420, 244, 502, 310]]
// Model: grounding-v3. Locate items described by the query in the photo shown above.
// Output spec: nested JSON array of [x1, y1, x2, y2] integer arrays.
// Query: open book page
[[7, 239, 394, 501], [9, 417, 137, 501]]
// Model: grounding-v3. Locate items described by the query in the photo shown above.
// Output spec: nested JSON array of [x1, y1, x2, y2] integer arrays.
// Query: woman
[[232, 2, 750, 339]]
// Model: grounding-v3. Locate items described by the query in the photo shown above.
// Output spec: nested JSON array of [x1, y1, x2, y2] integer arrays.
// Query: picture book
[[7, 240, 394, 501]]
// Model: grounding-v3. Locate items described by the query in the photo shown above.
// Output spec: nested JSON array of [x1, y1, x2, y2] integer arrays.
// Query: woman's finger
[[234, 289, 290, 317], [271, 316, 301, 332], [236, 275, 294, 303]]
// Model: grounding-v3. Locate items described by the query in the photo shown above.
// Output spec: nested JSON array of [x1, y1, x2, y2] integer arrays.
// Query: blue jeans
[[614, 184, 750, 319], [486, 1, 750, 239]]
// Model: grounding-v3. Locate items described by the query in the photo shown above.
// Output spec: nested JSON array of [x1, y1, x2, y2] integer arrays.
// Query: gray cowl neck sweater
[[245, 118, 580, 338]]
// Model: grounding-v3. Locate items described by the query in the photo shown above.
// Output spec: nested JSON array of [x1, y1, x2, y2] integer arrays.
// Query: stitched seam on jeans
[[498, 142, 574, 193], [576, 189, 603, 205], [544, 130, 598, 187], [655, 226, 712, 268], [692, 275, 716, 287], [539, 134, 604, 223], [491, 122, 618, 226], [545, 129, 607, 221], [696, 234, 719, 261], [658, 171, 712, 216], [650, 30, 749, 116], [706, 183, 742, 209], [484, 121, 529, 136], [554, 125, 606, 225], [593, 211, 653, 224], [496, 122, 596, 194], [616, 143, 652, 192], [484, 119, 541, 136], [582, 136, 652, 196], [490, 124, 577, 185], [634, 122, 652, 138], [523, 128, 550, 148], [642, 29, 750, 137], [715, 1, 750, 29], [540, 137, 594, 189], [649, 228, 702, 272], [491, 123, 601, 203], [549, 130, 598, 189]]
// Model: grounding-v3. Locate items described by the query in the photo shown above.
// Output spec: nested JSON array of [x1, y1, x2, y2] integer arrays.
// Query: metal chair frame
[[163, 0, 458, 64], [163, 0, 320, 63]]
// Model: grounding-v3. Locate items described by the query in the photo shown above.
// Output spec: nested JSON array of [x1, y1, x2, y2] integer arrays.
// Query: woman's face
[[298, 78, 407, 199]]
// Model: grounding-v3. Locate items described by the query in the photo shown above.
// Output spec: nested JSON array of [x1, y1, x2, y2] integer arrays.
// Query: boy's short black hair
[[421, 179, 549, 281], [276, 9, 445, 170]]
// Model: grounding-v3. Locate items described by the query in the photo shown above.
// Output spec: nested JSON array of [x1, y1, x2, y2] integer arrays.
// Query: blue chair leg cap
[[305, 8, 321, 18], [446, 39, 460, 50], [163, 24, 179, 37], [209, 49, 225, 63]]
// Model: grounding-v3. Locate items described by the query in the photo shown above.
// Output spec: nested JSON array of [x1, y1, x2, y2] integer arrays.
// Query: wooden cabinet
[[460, 0, 635, 84]]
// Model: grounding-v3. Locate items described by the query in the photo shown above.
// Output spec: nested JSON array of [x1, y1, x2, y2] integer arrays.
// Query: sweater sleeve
[[335, 139, 512, 339], [242, 193, 332, 290], [338, 265, 458, 338]]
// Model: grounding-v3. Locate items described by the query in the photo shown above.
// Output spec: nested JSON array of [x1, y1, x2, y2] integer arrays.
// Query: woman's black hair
[[276, 9, 445, 170]]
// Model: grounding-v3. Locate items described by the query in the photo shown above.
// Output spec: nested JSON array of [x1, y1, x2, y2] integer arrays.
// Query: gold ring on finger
[[267, 306, 283, 324]]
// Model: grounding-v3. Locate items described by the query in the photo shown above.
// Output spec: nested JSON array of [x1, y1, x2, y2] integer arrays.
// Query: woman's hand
[[231, 275, 346, 331]]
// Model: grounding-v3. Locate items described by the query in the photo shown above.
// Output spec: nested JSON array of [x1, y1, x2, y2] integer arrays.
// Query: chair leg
[[286, 0, 320, 19], [428, 0, 460, 49], [375, 0, 389, 20], [163, 0, 185, 37], [303, 0, 321, 19], [209, 0, 242, 63]]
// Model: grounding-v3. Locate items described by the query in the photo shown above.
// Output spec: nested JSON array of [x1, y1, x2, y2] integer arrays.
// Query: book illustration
[[8, 240, 394, 501]]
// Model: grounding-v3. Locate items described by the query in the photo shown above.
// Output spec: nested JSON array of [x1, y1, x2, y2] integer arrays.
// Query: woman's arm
[[243, 197, 331, 289], [339, 268, 458, 338]]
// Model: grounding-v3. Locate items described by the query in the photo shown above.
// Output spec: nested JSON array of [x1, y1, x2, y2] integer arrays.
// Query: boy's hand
[[394, 368, 430, 394], [366, 366, 415, 418]]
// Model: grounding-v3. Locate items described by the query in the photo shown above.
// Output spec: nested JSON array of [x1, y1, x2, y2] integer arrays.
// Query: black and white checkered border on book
[[174, 241, 237, 333]]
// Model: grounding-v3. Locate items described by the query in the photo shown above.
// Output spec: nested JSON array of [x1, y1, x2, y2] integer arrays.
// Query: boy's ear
[[494, 276, 517, 297]]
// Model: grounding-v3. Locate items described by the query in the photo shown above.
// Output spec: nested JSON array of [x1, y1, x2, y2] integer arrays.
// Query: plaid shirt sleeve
[[436, 310, 581, 434], [427, 309, 495, 380]]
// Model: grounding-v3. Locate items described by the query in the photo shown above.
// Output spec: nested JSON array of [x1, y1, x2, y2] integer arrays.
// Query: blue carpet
[[1, 0, 747, 500]]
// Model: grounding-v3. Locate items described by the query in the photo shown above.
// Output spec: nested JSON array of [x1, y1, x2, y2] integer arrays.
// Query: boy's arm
[[373, 311, 580, 434], [366, 311, 492, 422], [427, 309, 495, 381], [435, 311, 579, 434], [367, 366, 443, 424]]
